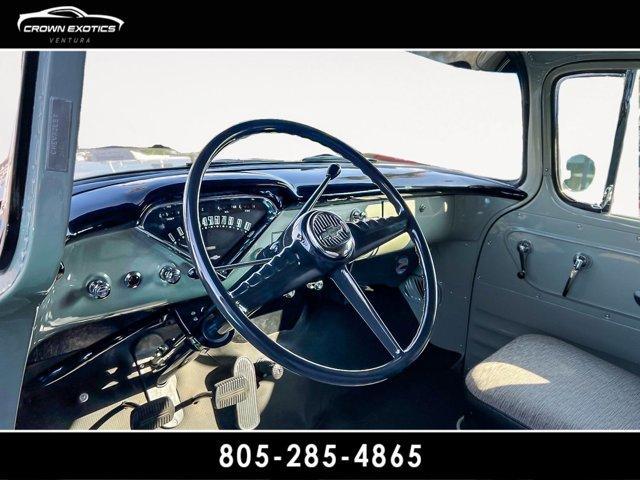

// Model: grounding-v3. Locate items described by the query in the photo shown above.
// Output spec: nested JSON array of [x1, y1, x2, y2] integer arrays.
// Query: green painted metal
[[0, 52, 85, 428]]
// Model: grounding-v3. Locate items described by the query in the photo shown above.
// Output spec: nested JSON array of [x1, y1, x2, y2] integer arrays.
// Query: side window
[[556, 71, 640, 218], [0, 52, 24, 257]]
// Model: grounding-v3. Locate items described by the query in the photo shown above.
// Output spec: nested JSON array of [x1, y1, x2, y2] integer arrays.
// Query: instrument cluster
[[139, 195, 278, 265]]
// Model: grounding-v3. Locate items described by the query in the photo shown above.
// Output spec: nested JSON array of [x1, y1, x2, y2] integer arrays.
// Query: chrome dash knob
[[350, 208, 367, 222], [159, 264, 181, 284], [123, 271, 142, 289], [87, 279, 111, 299]]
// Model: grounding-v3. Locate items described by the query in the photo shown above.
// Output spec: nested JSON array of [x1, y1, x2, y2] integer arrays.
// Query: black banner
[[0, 0, 636, 49], [0, 431, 637, 478]]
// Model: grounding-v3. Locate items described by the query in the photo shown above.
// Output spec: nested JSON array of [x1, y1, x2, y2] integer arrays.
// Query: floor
[[17, 286, 465, 430]]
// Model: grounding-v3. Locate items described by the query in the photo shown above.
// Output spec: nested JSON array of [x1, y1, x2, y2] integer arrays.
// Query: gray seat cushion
[[465, 334, 640, 429]]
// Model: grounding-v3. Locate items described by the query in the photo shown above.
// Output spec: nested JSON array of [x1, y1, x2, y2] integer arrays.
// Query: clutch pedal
[[130, 396, 175, 430], [147, 374, 183, 428]]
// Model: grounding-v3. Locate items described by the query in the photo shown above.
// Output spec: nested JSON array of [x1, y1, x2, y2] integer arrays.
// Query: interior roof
[[411, 51, 511, 72]]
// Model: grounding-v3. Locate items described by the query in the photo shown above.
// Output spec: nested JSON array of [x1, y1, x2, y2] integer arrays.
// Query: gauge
[[140, 196, 277, 265], [141, 203, 189, 250]]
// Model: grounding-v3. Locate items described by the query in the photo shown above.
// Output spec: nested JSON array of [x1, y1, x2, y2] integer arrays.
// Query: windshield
[[77, 51, 523, 181]]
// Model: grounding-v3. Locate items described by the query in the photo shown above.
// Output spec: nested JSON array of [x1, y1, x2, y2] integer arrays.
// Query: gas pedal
[[214, 375, 248, 409], [233, 356, 260, 430]]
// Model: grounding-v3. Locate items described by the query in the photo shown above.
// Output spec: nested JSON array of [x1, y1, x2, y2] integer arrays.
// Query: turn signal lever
[[258, 163, 341, 259], [516, 240, 532, 279]]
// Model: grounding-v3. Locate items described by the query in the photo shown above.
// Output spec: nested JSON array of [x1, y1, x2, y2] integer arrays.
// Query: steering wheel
[[184, 120, 437, 386]]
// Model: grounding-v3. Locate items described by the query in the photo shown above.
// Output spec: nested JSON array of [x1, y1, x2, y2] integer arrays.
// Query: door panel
[[468, 204, 640, 373], [467, 60, 640, 375], [503, 219, 640, 319]]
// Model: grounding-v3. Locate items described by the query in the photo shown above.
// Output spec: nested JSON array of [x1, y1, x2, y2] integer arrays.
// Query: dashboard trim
[[67, 163, 527, 242]]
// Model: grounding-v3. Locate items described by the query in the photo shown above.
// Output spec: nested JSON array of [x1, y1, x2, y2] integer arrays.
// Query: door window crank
[[562, 253, 592, 297], [516, 240, 532, 279]]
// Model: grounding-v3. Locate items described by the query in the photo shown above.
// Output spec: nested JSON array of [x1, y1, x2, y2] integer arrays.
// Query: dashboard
[[32, 162, 526, 348]]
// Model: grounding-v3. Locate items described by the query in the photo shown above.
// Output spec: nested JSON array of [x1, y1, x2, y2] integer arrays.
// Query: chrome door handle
[[562, 253, 591, 297]]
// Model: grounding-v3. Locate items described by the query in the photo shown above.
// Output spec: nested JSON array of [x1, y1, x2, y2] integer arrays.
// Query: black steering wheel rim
[[184, 119, 438, 386]]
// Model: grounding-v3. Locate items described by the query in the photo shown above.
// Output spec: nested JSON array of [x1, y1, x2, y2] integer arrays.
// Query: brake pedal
[[130, 396, 175, 430], [234, 356, 260, 430], [214, 375, 248, 409]]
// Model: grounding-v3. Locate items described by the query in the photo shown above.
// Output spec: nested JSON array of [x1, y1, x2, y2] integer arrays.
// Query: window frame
[[0, 52, 39, 270], [506, 52, 530, 188], [551, 68, 633, 214]]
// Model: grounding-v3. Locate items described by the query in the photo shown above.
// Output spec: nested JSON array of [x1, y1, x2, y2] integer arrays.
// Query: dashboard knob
[[87, 279, 111, 299], [350, 208, 367, 222], [187, 267, 200, 279], [159, 264, 181, 284], [124, 271, 142, 289]]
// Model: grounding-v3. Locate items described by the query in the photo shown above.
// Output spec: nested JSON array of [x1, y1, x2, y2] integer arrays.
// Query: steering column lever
[[295, 162, 341, 219], [260, 163, 341, 259]]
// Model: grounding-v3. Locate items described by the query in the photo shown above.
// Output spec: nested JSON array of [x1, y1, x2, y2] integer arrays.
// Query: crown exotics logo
[[17, 6, 124, 44]]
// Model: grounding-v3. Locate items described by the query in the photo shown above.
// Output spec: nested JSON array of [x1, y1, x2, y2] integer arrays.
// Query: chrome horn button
[[306, 211, 355, 259]]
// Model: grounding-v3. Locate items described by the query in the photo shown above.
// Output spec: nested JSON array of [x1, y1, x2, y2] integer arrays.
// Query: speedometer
[[139, 196, 277, 265]]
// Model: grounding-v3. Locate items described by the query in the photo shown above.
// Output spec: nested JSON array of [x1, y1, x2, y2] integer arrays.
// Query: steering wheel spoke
[[348, 214, 409, 258], [330, 266, 402, 359]]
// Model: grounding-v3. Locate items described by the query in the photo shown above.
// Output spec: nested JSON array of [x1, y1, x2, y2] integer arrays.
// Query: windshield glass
[[0, 52, 23, 204], [77, 51, 523, 181]]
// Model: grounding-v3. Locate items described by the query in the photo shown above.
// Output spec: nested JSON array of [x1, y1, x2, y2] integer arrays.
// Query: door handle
[[516, 240, 532, 279], [562, 253, 591, 297]]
